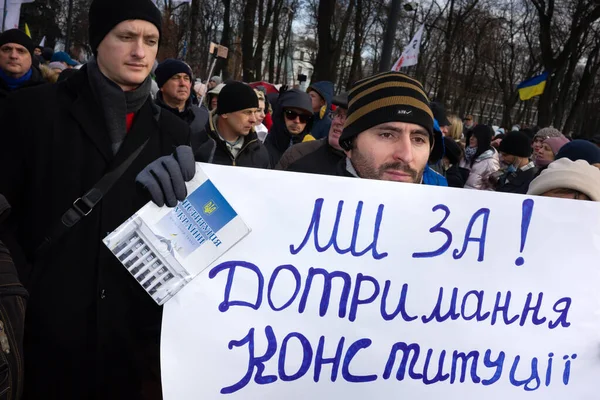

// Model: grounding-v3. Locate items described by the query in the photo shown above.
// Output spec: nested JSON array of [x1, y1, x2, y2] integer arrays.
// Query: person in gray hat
[[207, 75, 222, 90], [0, 0, 193, 397], [276, 92, 348, 175]]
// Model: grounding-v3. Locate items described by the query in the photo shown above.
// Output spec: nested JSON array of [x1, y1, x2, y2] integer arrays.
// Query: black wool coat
[[0, 66, 190, 400]]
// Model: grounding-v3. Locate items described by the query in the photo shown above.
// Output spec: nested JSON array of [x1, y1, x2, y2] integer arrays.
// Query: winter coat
[[194, 112, 270, 168], [275, 138, 344, 176], [264, 88, 314, 166], [460, 148, 501, 190], [0, 66, 46, 115], [0, 65, 191, 399], [495, 165, 538, 194], [0, 195, 28, 400], [155, 92, 209, 156], [422, 164, 448, 186], [445, 164, 470, 188], [307, 81, 333, 140]]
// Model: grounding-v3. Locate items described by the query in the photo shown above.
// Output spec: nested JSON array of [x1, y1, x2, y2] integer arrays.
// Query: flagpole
[[2, 0, 7, 32]]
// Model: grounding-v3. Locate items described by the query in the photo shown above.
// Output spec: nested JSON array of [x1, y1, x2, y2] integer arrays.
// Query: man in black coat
[[195, 81, 270, 168], [495, 131, 538, 194], [0, 29, 45, 112], [154, 58, 209, 155], [264, 88, 314, 166], [0, 0, 193, 398], [276, 92, 347, 175]]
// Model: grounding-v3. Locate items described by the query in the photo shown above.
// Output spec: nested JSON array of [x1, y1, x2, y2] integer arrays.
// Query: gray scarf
[[87, 57, 152, 154]]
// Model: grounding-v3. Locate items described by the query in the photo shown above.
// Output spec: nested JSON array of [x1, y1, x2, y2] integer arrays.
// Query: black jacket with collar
[[0, 65, 190, 399], [496, 166, 539, 194], [276, 138, 344, 176], [194, 112, 271, 168], [0, 66, 46, 115], [155, 92, 209, 155]]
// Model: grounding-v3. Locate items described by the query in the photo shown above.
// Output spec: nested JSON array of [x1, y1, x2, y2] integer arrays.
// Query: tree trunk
[[241, 0, 258, 81], [187, 0, 201, 72], [435, 0, 456, 103], [268, 1, 283, 82], [346, 0, 363, 89], [253, 0, 274, 81], [562, 40, 600, 135], [329, 0, 355, 83], [311, 0, 336, 82]]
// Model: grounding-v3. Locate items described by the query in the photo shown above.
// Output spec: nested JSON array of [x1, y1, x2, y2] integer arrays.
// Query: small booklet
[[103, 164, 250, 305]]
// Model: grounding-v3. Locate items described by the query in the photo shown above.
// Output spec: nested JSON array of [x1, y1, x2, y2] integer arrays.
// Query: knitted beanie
[[340, 71, 442, 161], [544, 136, 570, 155], [0, 29, 35, 56], [155, 59, 192, 88], [534, 127, 563, 141], [498, 131, 532, 157], [216, 81, 258, 115], [556, 140, 600, 165], [527, 158, 600, 201], [89, 0, 162, 54]]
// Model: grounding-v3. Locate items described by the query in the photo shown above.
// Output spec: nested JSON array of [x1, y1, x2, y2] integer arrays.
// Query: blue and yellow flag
[[517, 72, 548, 101], [24, 23, 31, 38]]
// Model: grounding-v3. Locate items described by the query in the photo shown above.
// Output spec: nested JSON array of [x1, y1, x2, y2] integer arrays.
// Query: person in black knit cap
[[495, 131, 538, 194], [194, 81, 271, 168]]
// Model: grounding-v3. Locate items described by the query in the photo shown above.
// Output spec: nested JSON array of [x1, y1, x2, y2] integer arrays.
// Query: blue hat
[[51, 51, 78, 66], [556, 140, 600, 165]]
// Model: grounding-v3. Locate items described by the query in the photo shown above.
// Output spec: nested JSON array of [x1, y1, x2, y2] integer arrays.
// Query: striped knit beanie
[[339, 72, 434, 149]]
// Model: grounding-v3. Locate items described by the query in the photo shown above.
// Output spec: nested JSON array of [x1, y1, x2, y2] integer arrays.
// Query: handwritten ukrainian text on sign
[[162, 164, 600, 400]]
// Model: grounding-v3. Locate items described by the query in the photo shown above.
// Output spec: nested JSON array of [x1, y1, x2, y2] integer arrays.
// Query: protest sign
[[161, 163, 600, 399]]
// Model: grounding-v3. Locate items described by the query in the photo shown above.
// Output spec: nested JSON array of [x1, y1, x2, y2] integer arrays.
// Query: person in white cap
[[527, 158, 600, 201]]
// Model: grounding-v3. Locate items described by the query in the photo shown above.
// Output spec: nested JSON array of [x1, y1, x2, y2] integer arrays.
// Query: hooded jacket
[[264, 88, 313, 166], [307, 81, 333, 140], [460, 148, 501, 190]]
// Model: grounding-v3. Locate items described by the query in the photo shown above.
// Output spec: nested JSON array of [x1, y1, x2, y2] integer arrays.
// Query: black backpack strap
[[35, 138, 150, 258]]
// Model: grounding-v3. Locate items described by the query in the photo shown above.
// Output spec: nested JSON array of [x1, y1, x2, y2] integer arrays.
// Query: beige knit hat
[[527, 158, 600, 201]]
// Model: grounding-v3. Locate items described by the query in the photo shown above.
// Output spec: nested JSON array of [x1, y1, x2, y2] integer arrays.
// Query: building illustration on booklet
[[104, 167, 250, 305]]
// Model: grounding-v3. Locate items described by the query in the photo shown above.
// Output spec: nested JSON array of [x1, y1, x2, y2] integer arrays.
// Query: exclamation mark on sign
[[515, 199, 534, 266]]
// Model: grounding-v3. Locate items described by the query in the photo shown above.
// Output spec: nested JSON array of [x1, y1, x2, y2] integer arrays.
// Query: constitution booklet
[[103, 164, 250, 305]]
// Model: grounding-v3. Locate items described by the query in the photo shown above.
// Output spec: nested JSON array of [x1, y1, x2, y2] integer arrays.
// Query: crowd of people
[[0, 0, 599, 398]]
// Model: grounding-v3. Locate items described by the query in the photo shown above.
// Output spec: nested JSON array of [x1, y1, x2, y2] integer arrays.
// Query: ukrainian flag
[[517, 72, 548, 101]]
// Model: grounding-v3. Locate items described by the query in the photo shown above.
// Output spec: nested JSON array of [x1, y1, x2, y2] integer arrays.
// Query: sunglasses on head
[[284, 109, 310, 123]]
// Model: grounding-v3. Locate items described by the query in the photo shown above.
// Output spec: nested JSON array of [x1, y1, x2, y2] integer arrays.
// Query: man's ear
[[221, 113, 228, 119]]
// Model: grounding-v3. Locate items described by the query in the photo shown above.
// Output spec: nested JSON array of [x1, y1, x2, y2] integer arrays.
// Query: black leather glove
[[135, 146, 195, 207]]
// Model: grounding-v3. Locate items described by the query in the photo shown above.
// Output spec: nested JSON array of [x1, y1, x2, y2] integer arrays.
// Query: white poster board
[[162, 164, 600, 399]]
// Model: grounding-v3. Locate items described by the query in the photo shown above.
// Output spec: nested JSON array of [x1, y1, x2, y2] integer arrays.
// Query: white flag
[[391, 24, 424, 71], [39, 35, 45, 47], [1, 0, 34, 32]]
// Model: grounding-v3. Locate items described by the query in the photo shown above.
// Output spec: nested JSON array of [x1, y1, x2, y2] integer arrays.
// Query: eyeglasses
[[284, 110, 310, 123], [328, 110, 347, 121]]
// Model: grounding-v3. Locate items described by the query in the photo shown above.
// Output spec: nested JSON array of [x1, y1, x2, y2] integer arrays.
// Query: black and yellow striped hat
[[339, 71, 434, 151]]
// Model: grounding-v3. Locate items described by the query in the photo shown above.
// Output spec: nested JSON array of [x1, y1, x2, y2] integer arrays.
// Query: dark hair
[[469, 125, 494, 167]]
